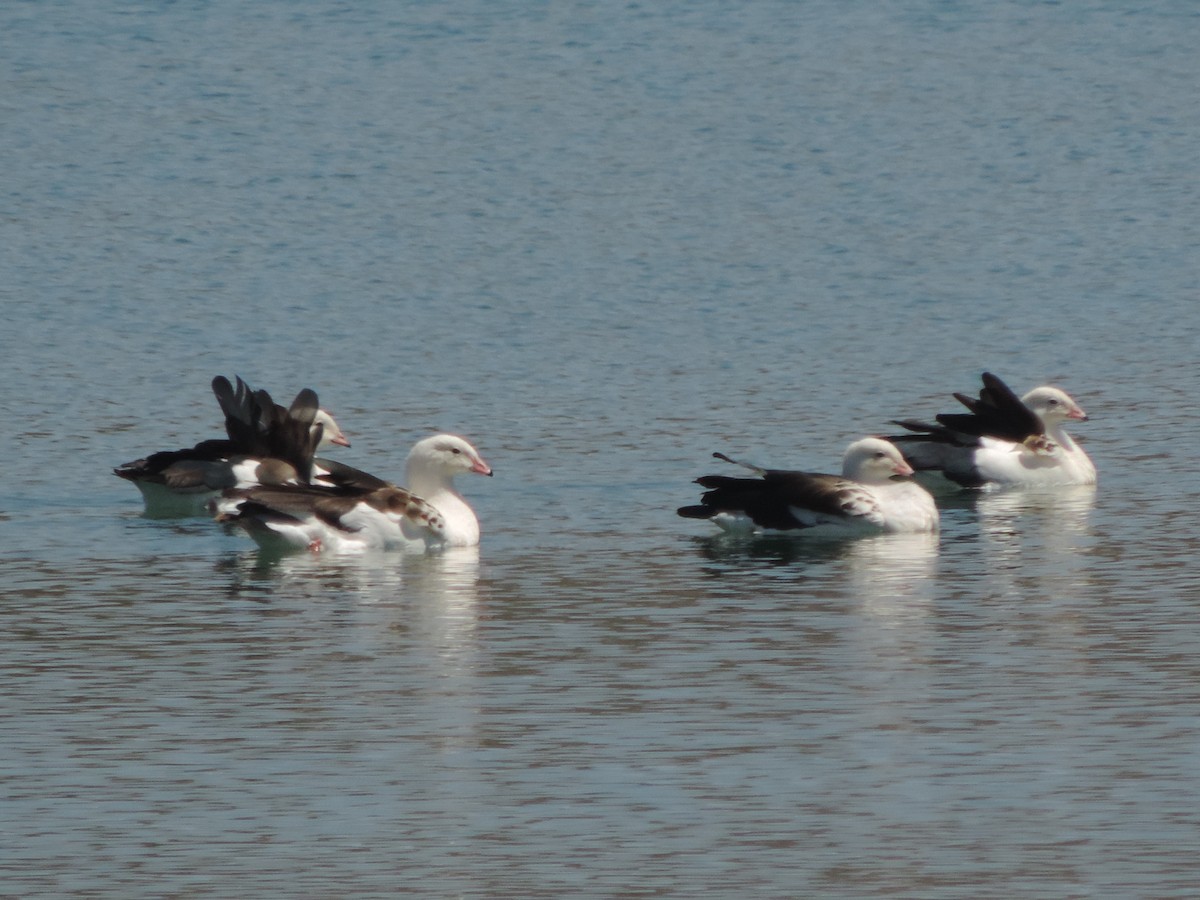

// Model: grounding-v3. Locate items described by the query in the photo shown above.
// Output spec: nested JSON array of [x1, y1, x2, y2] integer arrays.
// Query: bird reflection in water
[[966, 483, 1098, 607], [217, 544, 481, 611], [691, 530, 939, 612]]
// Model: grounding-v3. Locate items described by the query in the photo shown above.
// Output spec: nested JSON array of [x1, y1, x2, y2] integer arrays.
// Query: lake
[[2, 1, 1199, 896]]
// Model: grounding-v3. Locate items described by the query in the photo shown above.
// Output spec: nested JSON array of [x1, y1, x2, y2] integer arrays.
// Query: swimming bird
[[888, 372, 1095, 488], [113, 376, 352, 516], [213, 433, 493, 554], [678, 437, 939, 536]]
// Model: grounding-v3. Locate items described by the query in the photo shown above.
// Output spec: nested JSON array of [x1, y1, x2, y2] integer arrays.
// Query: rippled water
[[4, 1, 1200, 896]]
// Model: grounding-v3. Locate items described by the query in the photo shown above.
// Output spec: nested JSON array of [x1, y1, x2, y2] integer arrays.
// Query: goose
[[888, 372, 1095, 488], [114, 376, 351, 516], [213, 433, 493, 554], [678, 437, 939, 536]]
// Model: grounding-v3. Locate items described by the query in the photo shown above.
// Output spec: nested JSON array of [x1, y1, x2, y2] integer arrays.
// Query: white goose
[[889, 372, 1095, 489], [214, 434, 493, 554], [678, 437, 939, 536], [114, 376, 352, 516]]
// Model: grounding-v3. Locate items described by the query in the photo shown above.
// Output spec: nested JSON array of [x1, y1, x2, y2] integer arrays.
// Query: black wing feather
[[212, 375, 275, 454], [113, 439, 239, 481], [213, 378, 324, 484], [934, 372, 1043, 442], [679, 469, 857, 530], [314, 458, 394, 492]]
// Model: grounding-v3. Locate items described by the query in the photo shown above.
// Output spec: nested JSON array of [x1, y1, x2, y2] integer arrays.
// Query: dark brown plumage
[[679, 469, 868, 530], [215, 483, 445, 534], [113, 439, 238, 488]]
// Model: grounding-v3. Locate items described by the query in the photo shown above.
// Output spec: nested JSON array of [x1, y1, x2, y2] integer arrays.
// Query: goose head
[[313, 409, 351, 450], [405, 434, 493, 488], [842, 437, 914, 483], [1022, 386, 1089, 426]]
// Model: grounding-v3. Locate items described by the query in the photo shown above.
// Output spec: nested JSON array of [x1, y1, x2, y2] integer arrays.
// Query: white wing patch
[[782, 481, 885, 530], [835, 485, 886, 526]]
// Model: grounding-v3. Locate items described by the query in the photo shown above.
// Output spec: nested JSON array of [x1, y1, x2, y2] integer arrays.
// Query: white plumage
[[678, 437, 939, 536], [890, 372, 1095, 489], [214, 434, 493, 554]]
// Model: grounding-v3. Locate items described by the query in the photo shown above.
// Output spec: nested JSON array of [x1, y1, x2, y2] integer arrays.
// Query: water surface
[[3, 2, 1199, 896]]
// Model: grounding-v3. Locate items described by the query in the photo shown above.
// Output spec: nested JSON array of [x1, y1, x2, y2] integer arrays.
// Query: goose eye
[[450, 447, 462, 455]]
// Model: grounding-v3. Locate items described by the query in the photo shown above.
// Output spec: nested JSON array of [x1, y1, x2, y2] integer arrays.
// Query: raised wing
[[936, 371, 1044, 442], [211, 376, 323, 484]]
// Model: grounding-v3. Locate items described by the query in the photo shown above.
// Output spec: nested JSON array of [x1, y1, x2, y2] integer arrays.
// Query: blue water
[[3, 2, 1200, 896]]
